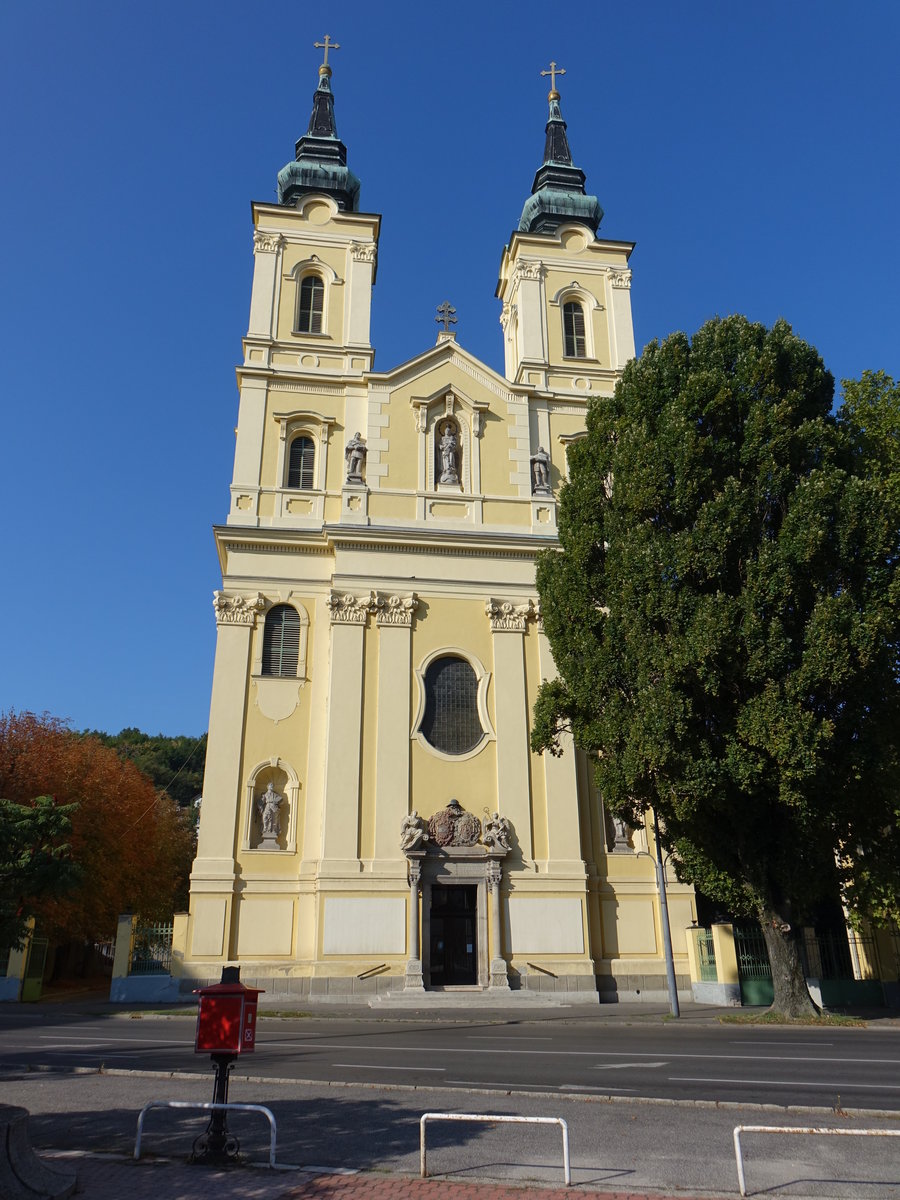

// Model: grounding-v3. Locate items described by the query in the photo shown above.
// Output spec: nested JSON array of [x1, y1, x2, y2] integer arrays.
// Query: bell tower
[[496, 65, 635, 392]]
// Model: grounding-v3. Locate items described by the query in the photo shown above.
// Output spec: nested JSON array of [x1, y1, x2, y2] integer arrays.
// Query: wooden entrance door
[[429, 885, 477, 985]]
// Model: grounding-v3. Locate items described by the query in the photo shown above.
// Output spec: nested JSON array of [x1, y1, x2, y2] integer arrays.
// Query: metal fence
[[129, 922, 174, 975], [695, 927, 717, 981], [800, 929, 879, 981], [0, 945, 10, 978]]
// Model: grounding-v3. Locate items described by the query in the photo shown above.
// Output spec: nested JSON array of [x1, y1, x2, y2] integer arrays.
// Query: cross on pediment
[[435, 301, 457, 332]]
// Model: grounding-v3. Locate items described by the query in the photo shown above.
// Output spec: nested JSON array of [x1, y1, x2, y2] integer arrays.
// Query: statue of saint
[[400, 811, 428, 852], [439, 422, 459, 484], [482, 812, 511, 852], [257, 781, 284, 840], [530, 446, 552, 495], [344, 431, 367, 482]]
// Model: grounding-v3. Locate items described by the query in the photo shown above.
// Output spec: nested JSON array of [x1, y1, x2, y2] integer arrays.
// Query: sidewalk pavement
[[50, 1155, 719, 1200]]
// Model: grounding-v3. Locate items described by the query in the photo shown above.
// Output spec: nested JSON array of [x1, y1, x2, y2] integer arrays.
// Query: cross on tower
[[435, 301, 457, 332], [314, 34, 341, 70], [540, 60, 566, 96]]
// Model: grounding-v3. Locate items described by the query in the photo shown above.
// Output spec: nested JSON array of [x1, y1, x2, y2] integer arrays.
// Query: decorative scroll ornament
[[499, 302, 515, 331], [326, 590, 375, 625], [609, 269, 632, 289], [375, 592, 419, 627], [513, 260, 544, 284], [213, 591, 266, 626], [485, 597, 538, 633], [400, 810, 429, 852], [428, 798, 482, 847], [253, 231, 284, 254], [486, 859, 503, 892], [350, 241, 377, 264]]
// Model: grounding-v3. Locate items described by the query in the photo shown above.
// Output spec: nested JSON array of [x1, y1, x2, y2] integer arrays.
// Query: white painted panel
[[323, 897, 406, 955], [508, 898, 584, 954], [236, 899, 294, 957], [191, 899, 227, 957]]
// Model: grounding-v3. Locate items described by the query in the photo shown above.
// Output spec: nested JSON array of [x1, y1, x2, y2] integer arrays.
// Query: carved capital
[[326, 590, 375, 625], [486, 859, 503, 893], [375, 592, 419, 627], [609, 269, 632, 290], [513, 260, 544, 284], [485, 597, 538, 633], [253, 231, 284, 254], [213, 591, 266, 626], [407, 860, 422, 886], [350, 241, 377, 264]]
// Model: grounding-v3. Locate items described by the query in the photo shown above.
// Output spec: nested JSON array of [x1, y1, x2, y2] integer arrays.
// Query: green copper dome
[[518, 92, 602, 236], [277, 65, 360, 211]]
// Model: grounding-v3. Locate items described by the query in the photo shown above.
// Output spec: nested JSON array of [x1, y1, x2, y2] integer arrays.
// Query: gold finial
[[540, 59, 566, 101], [314, 33, 341, 77]]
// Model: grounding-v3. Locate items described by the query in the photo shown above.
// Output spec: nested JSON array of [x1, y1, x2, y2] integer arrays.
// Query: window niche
[[296, 274, 324, 333], [287, 435, 315, 489], [251, 600, 309, 723], [563, 299, 587, 358], [242, 758, 300, 853]]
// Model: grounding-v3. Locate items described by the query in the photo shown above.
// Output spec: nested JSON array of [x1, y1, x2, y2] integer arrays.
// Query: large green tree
[[532, 317, 900, 1016], [83, 728, 206, 811], [0, 796, 79, 950]]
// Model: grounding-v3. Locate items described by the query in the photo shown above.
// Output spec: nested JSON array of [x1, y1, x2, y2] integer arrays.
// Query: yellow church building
[[183, 45, 697, 1002]]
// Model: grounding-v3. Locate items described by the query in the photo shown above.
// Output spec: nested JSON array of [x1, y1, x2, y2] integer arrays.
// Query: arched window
[[296, 274, 324, 333], [563, 300, 587, 358], [287, 435, 315, 489], [420, 655, 483, 755], [261, 605, 300, 677]]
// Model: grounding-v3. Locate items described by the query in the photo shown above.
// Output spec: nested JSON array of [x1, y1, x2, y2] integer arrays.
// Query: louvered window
[[563, 301, 587, 358], [261, 605, 300, 677], [297, 275, 324, 333], [421, 656, 483, 755], [287, 436, 315, 489]]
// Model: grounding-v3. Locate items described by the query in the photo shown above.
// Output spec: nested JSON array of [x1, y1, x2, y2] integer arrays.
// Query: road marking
[[332, 1063, 445, 1072], [299, 1043, 899, 1066], [559, 1085, 637, 1093], [34, 1034, 193, 1044], [595, 1061, 667, 1070], [465, 1036, 553, 1041], [670, 1076, 900, 1091], [728, 1040, 833, 1047]]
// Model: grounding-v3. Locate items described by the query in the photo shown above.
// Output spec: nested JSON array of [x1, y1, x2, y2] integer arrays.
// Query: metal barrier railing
[[130, 921, 174, 975], [420, 1112, 570, 1185], [135, 1100, 278, 1167], [733, 1124, 900, 1196]]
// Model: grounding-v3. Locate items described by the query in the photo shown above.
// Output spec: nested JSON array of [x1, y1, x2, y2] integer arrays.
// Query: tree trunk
[[759, 907, 819, 1017]]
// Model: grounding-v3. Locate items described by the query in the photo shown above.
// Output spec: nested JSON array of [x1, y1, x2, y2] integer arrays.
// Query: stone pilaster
[[374, 594, 418, 862]]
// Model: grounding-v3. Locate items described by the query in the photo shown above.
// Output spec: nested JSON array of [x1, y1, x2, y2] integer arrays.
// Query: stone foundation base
[[690, 980, 741, 1006]]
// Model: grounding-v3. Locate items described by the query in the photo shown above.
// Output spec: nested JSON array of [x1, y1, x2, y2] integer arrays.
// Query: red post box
[[194, 971, 264, 1055]]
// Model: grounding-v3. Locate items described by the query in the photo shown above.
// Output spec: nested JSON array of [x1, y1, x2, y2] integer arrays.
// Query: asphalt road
[[1, 1008, 899, 1113]]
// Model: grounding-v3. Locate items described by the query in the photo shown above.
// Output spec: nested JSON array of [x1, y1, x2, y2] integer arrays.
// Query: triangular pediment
[[367, 340, 529, 408]]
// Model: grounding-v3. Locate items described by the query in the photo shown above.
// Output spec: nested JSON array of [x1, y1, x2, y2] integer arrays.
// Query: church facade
[[183, 47, 696, 1001]]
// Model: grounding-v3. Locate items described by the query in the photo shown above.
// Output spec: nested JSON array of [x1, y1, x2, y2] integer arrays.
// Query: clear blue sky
[[2, 1, 897, 736]]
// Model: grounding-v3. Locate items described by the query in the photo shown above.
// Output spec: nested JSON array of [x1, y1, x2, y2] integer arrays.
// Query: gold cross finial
[[540, 60, 566, 100], [314, 34, 341, 76]]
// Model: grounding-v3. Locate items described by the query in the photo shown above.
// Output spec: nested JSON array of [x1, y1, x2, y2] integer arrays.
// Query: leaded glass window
[[420, 656, 482, 755]]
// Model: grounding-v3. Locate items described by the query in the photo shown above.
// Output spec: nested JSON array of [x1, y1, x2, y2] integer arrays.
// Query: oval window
[[420, 656, 483, 755]]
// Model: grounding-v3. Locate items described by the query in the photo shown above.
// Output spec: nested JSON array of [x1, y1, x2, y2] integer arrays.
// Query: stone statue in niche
[[438, 421, 460, 485], [344, 431, 367, 483], [482, 812, 512, 853], [428, 798, 481, 847], [530, 446, 552, 496], [256, 781, 284, 847], [609, 815, 631, 853], [400, 811, 429, 852]]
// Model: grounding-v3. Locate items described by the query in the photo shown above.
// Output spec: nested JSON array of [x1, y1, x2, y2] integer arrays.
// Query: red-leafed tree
[[0, 711, 194, 943]]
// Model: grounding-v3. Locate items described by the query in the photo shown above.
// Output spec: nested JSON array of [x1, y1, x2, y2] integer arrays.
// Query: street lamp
[[637, 808, 680, 1018]]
